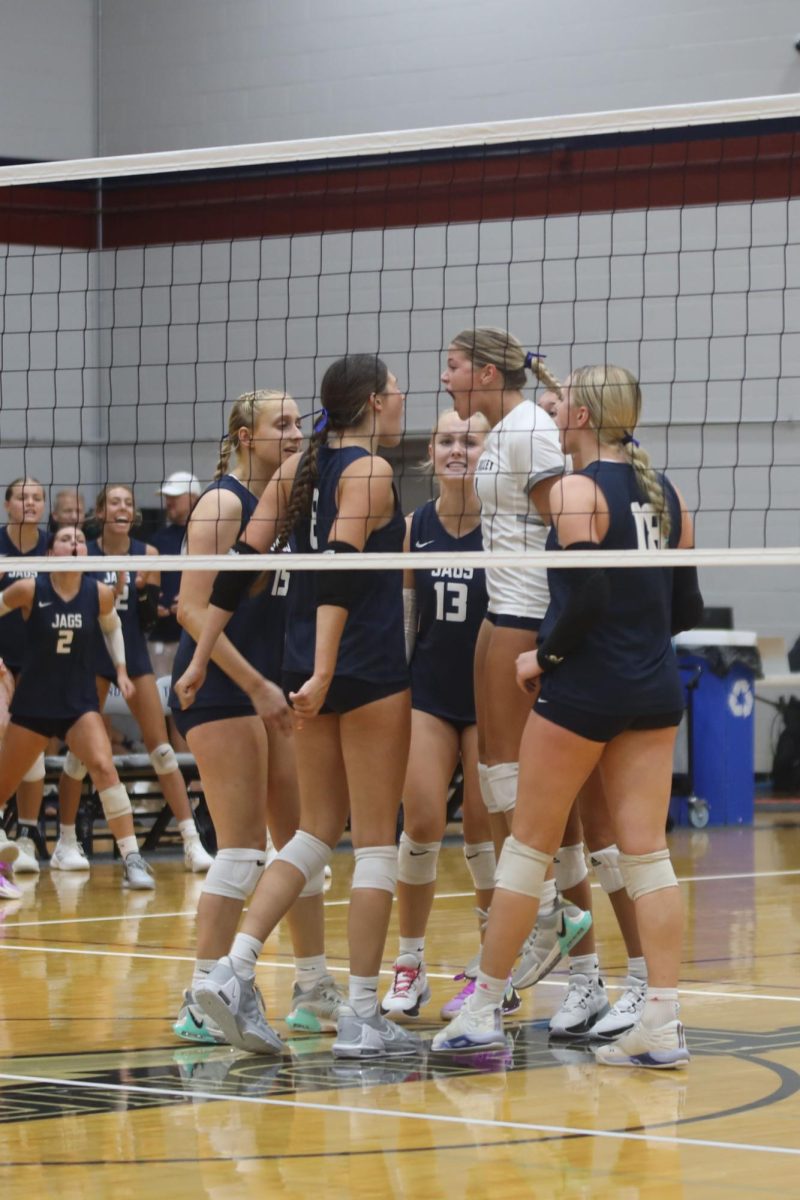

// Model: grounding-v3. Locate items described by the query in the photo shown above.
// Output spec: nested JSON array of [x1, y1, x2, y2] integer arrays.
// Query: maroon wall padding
[[3, 126, 799, 250]]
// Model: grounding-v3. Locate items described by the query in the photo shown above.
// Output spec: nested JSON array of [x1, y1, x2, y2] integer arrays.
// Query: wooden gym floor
[[0, 814, 798, 1199]]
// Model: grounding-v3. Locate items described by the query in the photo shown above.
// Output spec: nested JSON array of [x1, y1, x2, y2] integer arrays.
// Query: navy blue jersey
[[539, 461, 684, 715], [0, 526, 47, 672], [148, 521, 185, 643], [283, 445, 407, 685], [11, 574, 100, 722], [409, 501, 486, 725], [88, 537, 155, 680], [169, 476, 288, 716]]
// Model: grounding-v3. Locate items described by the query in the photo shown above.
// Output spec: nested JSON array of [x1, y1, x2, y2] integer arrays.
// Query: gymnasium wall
[[0, 0, 97, 161], [98, 0, 800, 155]]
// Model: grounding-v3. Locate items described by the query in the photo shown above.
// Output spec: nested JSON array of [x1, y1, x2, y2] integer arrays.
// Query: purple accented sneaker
[[0, 862, 22, 901], [594, 1019, 690, 1069], [440, 973, 476, 1020]]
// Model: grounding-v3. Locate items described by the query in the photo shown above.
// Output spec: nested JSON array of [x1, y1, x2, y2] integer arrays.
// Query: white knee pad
[[590, 844, 625, 894], [63, 751, 88, 782], [485, 762, 518, 814], [275, 830, 332, 883], [495, 834, 551, 899], [22, 753, 45, 783], [397, 832, 441, 885], [150, 742, 179, 775], [203, 847, 266, 901], [619, 848, 677, 901], [554, 842, 588, 891], [99, 783, 132, 820], [477, 762, 493, 813], [299, 869, 326, 898], [352, 845, 398, 895], [464, 841, 496, 891]]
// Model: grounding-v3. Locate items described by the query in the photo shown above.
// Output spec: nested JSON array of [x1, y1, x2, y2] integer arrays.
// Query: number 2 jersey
[[539, 460, 684, 716], [88, 537, 155, 680], [408, 500, 487, 726], [10, 574, 100, 723]]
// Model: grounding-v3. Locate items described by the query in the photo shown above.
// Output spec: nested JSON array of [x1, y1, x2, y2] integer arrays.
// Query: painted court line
[[4, 867, 798, 926], [5, 910, 197, 929], [0, 1071, 796, 1159], [0, 942, 798, 1004]]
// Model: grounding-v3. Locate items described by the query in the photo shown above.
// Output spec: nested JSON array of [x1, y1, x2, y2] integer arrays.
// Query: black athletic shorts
[[171, 702, 255, 739], [412, 705, 475, 735], [282, 672, 407, 716], [11, 711, 98, 741], [486, 613, 542, 633], [533, 698, 683, 744]]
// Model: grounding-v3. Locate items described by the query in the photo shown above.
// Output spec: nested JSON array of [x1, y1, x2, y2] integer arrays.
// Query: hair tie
[[313, 407, 329, 435], [621, 432, 640, 448], [524, 351, 547, 369]]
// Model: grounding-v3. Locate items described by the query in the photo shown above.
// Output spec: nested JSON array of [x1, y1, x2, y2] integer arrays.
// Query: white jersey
[[475, 400, 565, 619]]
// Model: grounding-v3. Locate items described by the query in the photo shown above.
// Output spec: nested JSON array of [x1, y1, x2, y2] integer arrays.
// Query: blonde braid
[[570, 364, 671, 544], [528, 357, 562, 397], [214, 434, 234, 480], [626, 442, 671, 542]]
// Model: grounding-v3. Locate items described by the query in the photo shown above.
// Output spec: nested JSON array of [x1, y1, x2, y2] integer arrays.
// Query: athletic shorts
[[283, 672, 407, 716], [171, 702, 255, 739], [11, 711, 98, 741], [533, 698, 683, 744], [412, 705, 475, 735], [486, 612, 542, 633]]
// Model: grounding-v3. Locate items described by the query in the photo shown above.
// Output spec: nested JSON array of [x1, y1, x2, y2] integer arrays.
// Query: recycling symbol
[[728, 678, 754, 718]]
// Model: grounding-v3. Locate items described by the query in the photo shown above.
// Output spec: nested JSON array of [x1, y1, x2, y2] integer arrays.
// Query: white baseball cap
[[157, 471, 202, 498]]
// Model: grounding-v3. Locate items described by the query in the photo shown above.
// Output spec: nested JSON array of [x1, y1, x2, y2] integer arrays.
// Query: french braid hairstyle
[[214, 389, 290, 480], [569, 364, 671, 542], [449, 327, 563, 397], [276, 354, 389, 549]]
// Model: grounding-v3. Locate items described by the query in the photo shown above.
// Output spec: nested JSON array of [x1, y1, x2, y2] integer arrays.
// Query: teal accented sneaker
[[173, 988, 227, 1045], [285, 974, 344, 1033], [194, 957, 283, 1056], [512, 902, 593, 990]]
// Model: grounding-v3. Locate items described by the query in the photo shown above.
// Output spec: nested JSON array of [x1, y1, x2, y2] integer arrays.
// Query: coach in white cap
[[148, 472, 203, 727]]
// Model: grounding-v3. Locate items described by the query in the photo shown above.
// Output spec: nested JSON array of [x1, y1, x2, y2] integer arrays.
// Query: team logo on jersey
[[51, 613, 83, 630], [431, 566, 474, 580]]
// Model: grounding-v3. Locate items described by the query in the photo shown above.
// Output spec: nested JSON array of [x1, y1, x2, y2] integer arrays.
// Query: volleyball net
[[1, 95, 800, 627]]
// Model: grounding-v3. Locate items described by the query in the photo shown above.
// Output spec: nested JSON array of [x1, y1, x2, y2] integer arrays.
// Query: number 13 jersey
[[409, 500, 487, 726]]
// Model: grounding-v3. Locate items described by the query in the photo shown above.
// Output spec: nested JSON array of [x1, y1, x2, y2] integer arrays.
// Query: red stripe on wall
[[0, 186, 96, 249], [2, 130, 799, 250], [101, 132, 800, 248]]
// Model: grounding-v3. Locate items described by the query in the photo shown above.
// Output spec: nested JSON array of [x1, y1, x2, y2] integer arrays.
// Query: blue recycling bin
[[672, 630, 758, 826]]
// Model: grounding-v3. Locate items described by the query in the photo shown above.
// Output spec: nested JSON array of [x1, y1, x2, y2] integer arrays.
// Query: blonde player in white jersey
[[441, 329, 607, 1036]]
